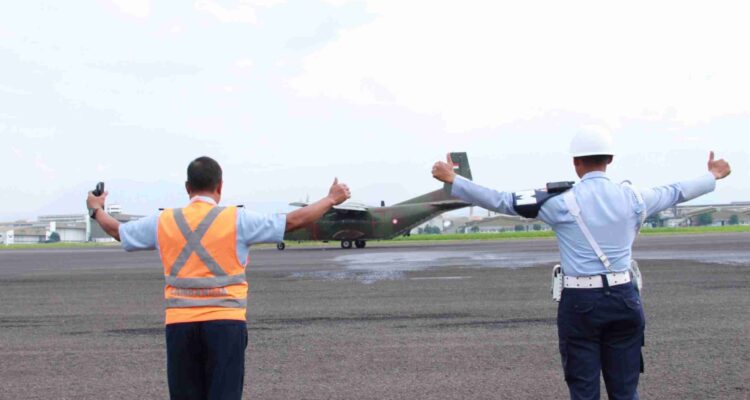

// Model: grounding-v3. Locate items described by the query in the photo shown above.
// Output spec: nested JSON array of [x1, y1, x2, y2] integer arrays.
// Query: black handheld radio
[[512, 181, 575, 219], [92, 182, 105, 197]]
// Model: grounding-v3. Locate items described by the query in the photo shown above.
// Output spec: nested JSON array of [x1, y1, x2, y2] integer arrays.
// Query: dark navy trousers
[[166, 320, 248, 400], [558, 280, 645, 400]]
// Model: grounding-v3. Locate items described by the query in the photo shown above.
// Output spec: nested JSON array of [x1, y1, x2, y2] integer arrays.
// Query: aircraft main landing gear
[[276, 242, 286, 251], [341, 240, 366, 249]]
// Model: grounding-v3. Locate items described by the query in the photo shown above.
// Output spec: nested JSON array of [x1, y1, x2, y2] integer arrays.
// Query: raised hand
[[86, 190, 108, 210], [328, 178, 351, 205], [707, 151, 731, 180], [432, 153, 457, 184]]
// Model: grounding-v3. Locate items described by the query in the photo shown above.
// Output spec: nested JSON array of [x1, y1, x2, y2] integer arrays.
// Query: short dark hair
[[187, 156, 222, 191], [574, 154, 613, 166]]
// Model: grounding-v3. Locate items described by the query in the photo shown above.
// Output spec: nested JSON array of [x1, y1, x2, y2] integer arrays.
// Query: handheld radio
[[92, 182, 105, 197]]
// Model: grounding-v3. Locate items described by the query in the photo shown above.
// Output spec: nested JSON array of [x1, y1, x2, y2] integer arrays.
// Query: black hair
[[574, 154, 613, 166], [187, 156, 222, 191]]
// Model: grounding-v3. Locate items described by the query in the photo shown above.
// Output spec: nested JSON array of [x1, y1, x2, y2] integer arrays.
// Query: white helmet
[[569, 126, 615, 157]]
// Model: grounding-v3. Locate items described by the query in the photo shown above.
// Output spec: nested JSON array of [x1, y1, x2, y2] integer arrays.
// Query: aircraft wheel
[[277, 242, 286, 251], [341, 240, 353, 249], [355, 240, 366, 249]]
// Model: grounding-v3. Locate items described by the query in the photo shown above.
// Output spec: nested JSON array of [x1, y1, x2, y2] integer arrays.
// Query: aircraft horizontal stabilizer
[[429, 200, 470, 206]]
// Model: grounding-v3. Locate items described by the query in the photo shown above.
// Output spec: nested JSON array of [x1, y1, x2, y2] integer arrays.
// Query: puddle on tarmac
[[336, 251, 557, 270], [290, 248, 750, 284], [291, 250, 558, 284], [632, 251, 750, 266]]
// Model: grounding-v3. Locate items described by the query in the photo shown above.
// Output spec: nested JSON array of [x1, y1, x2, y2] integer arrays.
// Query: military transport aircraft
[[277, 152, 473, 250]]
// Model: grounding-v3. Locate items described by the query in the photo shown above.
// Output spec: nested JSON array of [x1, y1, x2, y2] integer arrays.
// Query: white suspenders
[[562, 191, 614, 273], [622, 181, 648, 234], [622, 182, 647, 293], [552, 183, 647, 301]]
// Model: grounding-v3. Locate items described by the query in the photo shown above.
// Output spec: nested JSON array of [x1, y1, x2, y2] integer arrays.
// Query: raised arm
[[432, 154, 517, 215], [641, 151, 731, 215], [285, 178, 351, 232], [86, 190, 121, 241]]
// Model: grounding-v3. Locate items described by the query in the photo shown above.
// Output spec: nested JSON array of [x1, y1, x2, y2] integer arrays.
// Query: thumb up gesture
[[432, 153, 457, 184], [328, 178, 351, 205], [707, 151, 731, 180]]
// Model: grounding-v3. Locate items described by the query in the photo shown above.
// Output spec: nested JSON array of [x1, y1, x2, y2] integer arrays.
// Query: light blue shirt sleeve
[[237, 209, 287, 245], [118, 213, 159, 252], [640, 172, 717, 216], [536, 196, 568, 226], [451, 176, 519, 216]]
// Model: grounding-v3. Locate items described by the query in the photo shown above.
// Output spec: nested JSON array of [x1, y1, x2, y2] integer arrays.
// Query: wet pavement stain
[[0, 317, 57, 328], [106, 328, 163, 336], [428, 318, 556, 330], [252, 313, 475, 326]]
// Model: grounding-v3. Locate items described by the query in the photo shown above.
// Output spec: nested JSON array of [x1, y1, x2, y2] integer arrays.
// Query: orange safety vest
[[157, 201, 247, 325]]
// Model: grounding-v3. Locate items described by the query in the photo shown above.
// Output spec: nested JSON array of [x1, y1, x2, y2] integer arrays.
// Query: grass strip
[[2, 226, 747, 250]]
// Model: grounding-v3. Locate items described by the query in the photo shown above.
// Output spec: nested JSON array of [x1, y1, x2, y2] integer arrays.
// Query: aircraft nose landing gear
[[276, 242, 286, 251]]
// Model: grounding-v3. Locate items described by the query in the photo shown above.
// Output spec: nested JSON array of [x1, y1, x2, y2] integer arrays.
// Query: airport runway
[[0, 234, 749, 399]]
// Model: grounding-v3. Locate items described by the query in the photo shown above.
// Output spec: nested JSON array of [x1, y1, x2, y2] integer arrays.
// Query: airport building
[[652, 203, 750, 227], [464, 215, 550, 233], [0, 204, 144, 245], [37, 216, 88, 242], [0, 221, 45, 244], [11, 227, 50, 244], [413, 215, 474, 234], [415, 213, 550, 235], [0, 230, 15, 245], [0, 221, 86, 244], [88, 204, 145, 242]]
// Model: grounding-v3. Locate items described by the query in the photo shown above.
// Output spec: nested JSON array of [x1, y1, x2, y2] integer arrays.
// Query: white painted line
[[410, 276, 472, 281]]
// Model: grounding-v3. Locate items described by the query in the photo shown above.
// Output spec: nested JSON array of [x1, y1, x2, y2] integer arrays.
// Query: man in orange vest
[[86, 156, 351, 400]]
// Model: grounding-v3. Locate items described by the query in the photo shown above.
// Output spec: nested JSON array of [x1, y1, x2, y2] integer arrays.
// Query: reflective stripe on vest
[[165, 274, 247, 289], [165, 297, 248, 309]]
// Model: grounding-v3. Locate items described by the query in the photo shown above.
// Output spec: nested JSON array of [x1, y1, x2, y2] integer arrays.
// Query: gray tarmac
[[0, 233, 749, 400]]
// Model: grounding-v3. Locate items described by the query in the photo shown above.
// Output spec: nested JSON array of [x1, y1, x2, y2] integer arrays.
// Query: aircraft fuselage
[[283, 201, 469, 243]]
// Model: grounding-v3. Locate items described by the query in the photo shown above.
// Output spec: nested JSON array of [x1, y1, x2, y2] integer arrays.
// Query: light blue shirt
[[452, 171, 717, 276], [118, 196, 286, 265]]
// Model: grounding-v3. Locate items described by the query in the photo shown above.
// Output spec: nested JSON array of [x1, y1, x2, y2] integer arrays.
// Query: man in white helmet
[[431, 128, 732, 400]]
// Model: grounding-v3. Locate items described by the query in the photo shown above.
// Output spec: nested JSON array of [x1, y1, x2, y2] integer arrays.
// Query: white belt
[[563, 271, 631, 289]]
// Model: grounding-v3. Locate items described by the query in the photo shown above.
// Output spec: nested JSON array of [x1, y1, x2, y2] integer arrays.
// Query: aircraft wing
[[291, 201, 369, 213], [333, 203, 369, 212]]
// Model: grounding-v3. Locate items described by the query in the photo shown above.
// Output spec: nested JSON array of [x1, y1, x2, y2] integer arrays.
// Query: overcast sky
[[1, 0, 749, 221]]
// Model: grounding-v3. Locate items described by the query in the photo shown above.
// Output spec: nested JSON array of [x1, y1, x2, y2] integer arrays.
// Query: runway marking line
[[410, 276, 472, 280]]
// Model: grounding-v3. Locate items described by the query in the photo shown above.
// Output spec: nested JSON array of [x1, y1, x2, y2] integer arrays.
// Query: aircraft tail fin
[[442, 152, 472, 194], [448, 152, 472, 181]]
